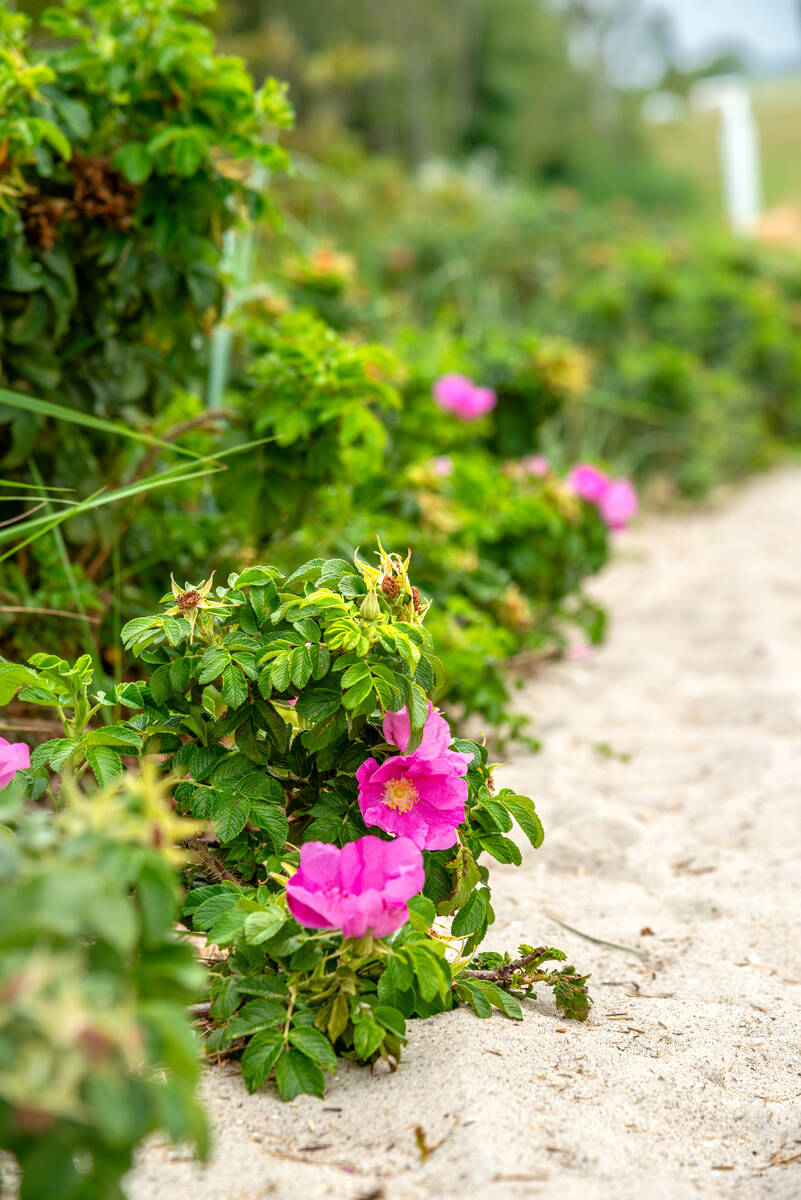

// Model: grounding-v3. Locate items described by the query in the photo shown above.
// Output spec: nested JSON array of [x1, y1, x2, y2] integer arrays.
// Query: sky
[[646, 0, 801, 72]]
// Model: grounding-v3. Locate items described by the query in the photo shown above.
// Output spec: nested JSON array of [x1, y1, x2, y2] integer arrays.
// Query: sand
[[128, 468, 801, 1200]]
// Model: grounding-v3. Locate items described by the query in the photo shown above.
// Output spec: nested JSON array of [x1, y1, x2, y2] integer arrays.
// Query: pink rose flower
[[521, 454, 549, 477], [568, 462, 609, 503], [432, 455, 453, 477], [356, 704, 471, 850], [598, 478, 638, 531], [0, 737, 30, 788], [432, 374, 497, 421], [285, 836, 424, 939]]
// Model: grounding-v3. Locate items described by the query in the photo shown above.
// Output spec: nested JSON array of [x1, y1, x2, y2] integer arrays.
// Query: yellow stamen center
[[383, 777, 419, 813]]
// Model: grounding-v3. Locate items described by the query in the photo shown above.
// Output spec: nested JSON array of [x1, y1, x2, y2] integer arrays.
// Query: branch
[[462, 948, 548, 982], [188, 839, 240, 883]]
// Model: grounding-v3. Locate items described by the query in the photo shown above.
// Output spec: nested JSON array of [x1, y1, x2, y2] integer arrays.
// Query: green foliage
[[0, 0, 291, 658], [274, 151, 801, 500], [0, 2, 613, 744], [2, 544, 589, 1107], [0, 767, 207, 1199]]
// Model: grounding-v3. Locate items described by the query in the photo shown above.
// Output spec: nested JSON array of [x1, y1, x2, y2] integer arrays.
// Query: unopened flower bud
[[359, 587, 381, 620]]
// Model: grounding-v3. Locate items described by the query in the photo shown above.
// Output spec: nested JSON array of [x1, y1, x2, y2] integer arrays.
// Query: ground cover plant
[[0, 543, 590, 1192]]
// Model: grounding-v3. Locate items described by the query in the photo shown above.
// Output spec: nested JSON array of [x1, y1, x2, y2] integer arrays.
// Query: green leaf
[[228, 998, 285, 1036], [477, 835, 522, 866], [111, 142, 153, 184], [193, 891, 239, 930], [340, 662, 370, 688], [248, 802, 288, 852], [289, 1026, 338, 1073], [289, 644, 312, 689], [409, 946, 445, 1003], [84, 724, 141, 749], [501, 794, 545, 849], [210, 791, 250, 842], [206, 906, 247, 946], [210, 976, 241, 1019], [85, 745, 122, 786], [451, 889, 487, 937], [198, 646, 230, 684], [274, 1048, 325, 1100], [454, 979, 492, 1018], [221, 663, 247, 708], [353, 1015, 384, 1060], [244, 908, 286, 945], [0, 664, 38, 705], [342, 674, 373, 710], [473, 980, 523, 1020], [328, 993, 349, 1042], [270, 654, 291, 691], [373, 1005, 406, 1038], [241, 1030, 283, 1092]]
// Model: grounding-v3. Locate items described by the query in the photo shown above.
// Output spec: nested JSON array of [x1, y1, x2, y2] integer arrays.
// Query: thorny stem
[[461, 948, 549, 982]]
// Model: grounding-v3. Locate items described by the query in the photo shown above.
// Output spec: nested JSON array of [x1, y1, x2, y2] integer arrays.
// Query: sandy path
[[130, 468, 801, 1200]]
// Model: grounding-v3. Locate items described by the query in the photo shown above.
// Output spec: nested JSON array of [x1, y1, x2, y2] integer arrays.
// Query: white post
[[692, 77, 762, 235]]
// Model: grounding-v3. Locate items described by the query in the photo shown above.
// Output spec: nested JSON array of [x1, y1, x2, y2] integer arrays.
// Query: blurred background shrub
[[3, 0, 801, 739]]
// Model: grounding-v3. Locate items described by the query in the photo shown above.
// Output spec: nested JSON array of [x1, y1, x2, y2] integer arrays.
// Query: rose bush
[[1, 544, 590, 1142]]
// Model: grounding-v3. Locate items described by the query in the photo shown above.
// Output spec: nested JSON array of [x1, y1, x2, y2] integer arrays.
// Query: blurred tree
[[205, 0, 675, 199]]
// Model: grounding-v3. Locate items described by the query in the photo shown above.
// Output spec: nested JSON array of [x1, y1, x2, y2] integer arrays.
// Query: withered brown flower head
[[175, 589, 203, 611], [70, 155, 138, 230], [22, 195, 72, 251]]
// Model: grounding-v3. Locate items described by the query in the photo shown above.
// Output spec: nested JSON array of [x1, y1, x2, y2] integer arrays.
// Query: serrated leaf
[[409, 946, 444, 1003], [473, 979, 523, 1020], [289, 644, 312, 689], [192, 891, 239, 929], [221, 662, 247, 708], [198, 646, 230, 684], [210, 791, 250, 842], [373, 1005, 406, 1038], [274, 1048, 325, 1100], [248, 801, 288, 852], [327, 993, 349, 1042], [450, 889, 487, 937], [244, 908, 286, 945], [289, 1026, 338, 1073], [454, 979, 492, 1018], [353, 1014, 385, 1060], [342, 674, 374, 710], [241, 1030, 284, 1092], [477, 835, 522, 865], [270, 654, 291, 691], [84, 724, 141, 748], [501, 795, 545, 849], [206, 906, 247, 946], [228, 998, 285, 1036], [85, 745, 122, 786]]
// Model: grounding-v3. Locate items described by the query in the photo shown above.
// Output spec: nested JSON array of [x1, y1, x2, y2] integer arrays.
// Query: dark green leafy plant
[[2, 543, 591, 1105]]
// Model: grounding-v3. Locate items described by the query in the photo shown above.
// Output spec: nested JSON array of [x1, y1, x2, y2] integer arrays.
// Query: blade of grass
[[1, 435, 275, 554], [28, 459, 103, 682], [0, 479, 74, 490], [0, 468, 216, 556], [0, 386, 211, 461], [544, 910, 648, 959]]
